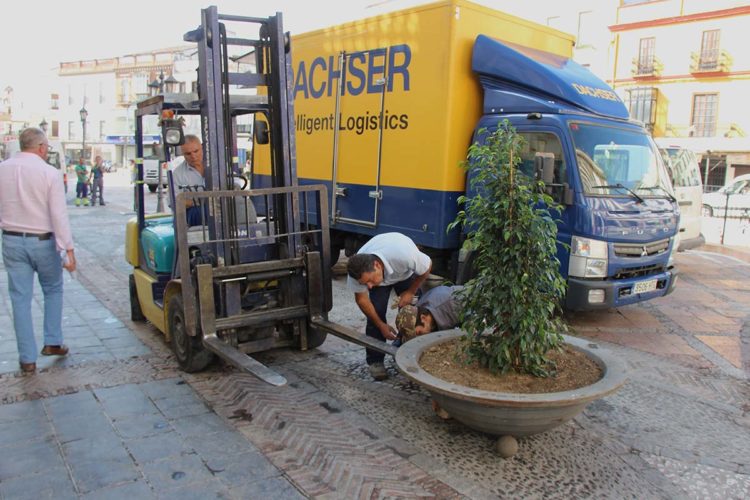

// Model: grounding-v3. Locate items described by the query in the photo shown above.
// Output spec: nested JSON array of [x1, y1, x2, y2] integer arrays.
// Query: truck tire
[[148, 184, 157, 193], [168, 295, 214, 372], [456, 250, 478, 285], [129, 274, 145, 322]]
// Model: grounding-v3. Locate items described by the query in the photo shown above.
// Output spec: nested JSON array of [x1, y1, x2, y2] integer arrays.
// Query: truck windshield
[[570, 122, 671, 198]]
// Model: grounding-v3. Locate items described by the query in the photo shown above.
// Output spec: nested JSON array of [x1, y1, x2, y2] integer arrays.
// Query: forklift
[[125, 7, 396, 386]]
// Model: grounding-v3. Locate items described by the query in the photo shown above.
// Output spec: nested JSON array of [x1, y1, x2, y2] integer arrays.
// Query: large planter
[[395, 330, 627, 456]]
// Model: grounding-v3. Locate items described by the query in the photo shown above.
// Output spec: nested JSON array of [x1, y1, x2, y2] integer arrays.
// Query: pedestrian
[[0, 127, 76, 374], [346, 232, 432, 380], [74, 158, 90, 206], [395, 285, 464, 344], [89, 155, 106, 206], [170, 134, 206, 226]]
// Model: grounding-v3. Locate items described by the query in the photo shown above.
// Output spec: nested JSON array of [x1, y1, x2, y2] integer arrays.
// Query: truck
[[251, 0, 679, 310]]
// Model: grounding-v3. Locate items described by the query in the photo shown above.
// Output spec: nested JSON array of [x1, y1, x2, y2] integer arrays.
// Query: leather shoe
[[20, 362, 36, 373], [41, 345, 69, 356]]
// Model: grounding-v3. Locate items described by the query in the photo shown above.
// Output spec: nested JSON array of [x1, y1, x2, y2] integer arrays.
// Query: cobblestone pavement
[[0, 182, 748, 499]]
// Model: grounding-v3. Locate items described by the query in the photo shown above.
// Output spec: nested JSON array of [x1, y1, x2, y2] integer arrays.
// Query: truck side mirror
[[255, 120, 269, 145], [534, 152, 555, 186]]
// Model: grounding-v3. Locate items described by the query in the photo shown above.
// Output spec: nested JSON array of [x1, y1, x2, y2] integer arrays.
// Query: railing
[[690, 50, 732, 74], [631, 56, 663, 77]]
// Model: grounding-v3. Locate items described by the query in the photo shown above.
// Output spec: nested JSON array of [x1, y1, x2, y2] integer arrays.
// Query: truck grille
[[614, 238, 670, 258], [613, 264, 665, 280]]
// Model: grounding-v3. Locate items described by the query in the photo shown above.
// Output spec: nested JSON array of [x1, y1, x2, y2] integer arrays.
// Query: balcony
[[690, 50, 732, 75], [664, 122, 745, 138], [631, 57, 663, 79]]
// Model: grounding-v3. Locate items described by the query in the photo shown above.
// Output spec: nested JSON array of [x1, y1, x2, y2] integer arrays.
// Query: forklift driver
[[170, 134, 206, 226]]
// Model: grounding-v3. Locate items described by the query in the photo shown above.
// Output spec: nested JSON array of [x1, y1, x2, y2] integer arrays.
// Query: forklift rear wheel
[[302, 326, 327, 350], [129, 274, 145, 322], [168, 295, 214, 372]]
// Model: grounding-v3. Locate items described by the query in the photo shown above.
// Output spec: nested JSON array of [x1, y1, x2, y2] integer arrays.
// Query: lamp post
[[79, 106, 88, 161], [39, 118, 48, 134]]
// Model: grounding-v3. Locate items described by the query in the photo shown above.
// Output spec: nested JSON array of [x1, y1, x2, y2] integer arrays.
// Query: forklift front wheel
[[129, 274, 145, 322], [168, 295, 214, 372]]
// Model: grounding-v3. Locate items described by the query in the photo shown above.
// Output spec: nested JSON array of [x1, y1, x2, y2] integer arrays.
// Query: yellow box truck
[[253, 0, 679, 310]]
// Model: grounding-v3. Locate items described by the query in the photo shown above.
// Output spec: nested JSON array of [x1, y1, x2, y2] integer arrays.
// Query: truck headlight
[[569, 236, 608, 278]]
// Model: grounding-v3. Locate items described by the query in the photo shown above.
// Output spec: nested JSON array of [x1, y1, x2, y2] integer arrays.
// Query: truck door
[[515, 128, 575, 269], [330, 49, 389, 228]]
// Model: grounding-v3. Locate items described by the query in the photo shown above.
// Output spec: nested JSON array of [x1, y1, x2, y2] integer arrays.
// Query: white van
[[4, 138, 68, 192], [658, 146, 705, 251]]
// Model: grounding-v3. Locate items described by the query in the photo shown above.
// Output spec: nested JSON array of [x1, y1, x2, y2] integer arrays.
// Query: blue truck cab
[[471, 35, 678, 310]]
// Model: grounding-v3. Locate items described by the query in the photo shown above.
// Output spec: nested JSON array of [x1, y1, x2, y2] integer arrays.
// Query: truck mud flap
[[309, 317, 397, 357], [202, 334, 287, 387]]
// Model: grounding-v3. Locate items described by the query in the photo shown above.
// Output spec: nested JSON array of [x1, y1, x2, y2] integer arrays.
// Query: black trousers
[[365, 275, 417, 365]]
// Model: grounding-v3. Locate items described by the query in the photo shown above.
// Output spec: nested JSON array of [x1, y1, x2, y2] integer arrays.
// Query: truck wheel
[[330, 241, 343, 266], [456, 250, 478, 285], [129, 274, 145, 322], [168, 295, 214, 372], [148, 184, 157, 193]]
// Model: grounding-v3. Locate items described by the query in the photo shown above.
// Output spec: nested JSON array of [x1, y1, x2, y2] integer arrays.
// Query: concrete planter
[[395, 330, 627, 456]]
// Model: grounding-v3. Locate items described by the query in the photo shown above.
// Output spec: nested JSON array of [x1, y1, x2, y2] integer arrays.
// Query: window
[[50, 93, 59, 110], [624, 88, 657, 131], [699, 30, 720, 71], [518, 132, 567, 185], [99, 120, 106, 141], [99, 82, 105, 104], [51, 121, 59, 138], [68, 121, 77, 140], [637, 37, 655, 74], [691, 93, 718, 137]]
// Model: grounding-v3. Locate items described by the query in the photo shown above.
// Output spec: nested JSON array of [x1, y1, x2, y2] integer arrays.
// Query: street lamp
[[80, 106, 88, 161], [39, 118, 48, 133]]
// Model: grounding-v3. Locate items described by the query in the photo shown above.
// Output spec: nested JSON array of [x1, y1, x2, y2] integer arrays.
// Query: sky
[[1, 0, 606, 114]]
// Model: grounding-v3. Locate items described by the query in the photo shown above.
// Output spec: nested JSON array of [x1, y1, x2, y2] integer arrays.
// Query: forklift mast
[[191, 7, 299, 264]]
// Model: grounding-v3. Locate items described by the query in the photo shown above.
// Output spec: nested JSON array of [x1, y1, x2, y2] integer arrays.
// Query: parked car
[[658, 145, 705, 250], [702, 174, 750, 218]]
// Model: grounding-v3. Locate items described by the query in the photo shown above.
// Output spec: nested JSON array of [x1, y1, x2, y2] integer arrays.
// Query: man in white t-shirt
[[346, 232, 432, 380]]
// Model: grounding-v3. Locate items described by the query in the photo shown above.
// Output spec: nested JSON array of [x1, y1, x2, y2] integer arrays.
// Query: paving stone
[[112, 412, 172, 439], [0, 466, 77, 500], [80, 479, 156, 500], [110, 345, 152, 359], [209, 450, 281, 488], [0, 439, 65, 480], [44, 391, 100, 419], [69, 458, 141, 494], [170, 412, 228, 437], [184, 430, 259, 459], [154, 479, 231, 500], [100, 394, 160, 419], [228, 476, 306, 500], [54, 413, 117, 444], [125, 431, 190, 464], [141, 453, 215, 491], [0, 415, 54, 446], [0, 399, 44, 423], [62, 436, 131, 464], [140, 378, 195, 401]]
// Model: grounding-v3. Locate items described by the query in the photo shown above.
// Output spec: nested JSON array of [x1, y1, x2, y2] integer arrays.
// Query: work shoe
[[19, 362, 36, 374], [41, 345, 69, 356], [99, 202, 106, 206], [74, 198, 81, 206], [368, 362, 388, 381]]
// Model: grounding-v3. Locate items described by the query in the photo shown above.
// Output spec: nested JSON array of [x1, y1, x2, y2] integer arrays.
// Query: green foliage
[[449, 121, 568, 377]]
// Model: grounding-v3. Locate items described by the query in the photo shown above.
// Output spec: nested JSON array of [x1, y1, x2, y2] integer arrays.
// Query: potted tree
[[395, 121, 626, 457]]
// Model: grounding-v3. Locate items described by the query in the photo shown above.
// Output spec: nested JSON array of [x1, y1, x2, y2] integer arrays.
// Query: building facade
[[57, 46, 198, 166], [610, 0, 750, 188]]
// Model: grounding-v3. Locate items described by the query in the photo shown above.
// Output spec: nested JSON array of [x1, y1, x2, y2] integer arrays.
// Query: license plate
[[633, 279, 657, 294]]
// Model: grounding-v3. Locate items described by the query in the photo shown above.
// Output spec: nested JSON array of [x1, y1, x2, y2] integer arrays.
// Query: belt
[[2, 230, 53, 240]]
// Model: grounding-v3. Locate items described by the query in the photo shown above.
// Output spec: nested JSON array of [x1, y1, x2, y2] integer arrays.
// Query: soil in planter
[[420, 339, 602, 393]]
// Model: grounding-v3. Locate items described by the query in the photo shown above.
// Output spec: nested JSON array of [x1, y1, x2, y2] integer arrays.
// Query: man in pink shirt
[[0, 127, 77, 374]]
